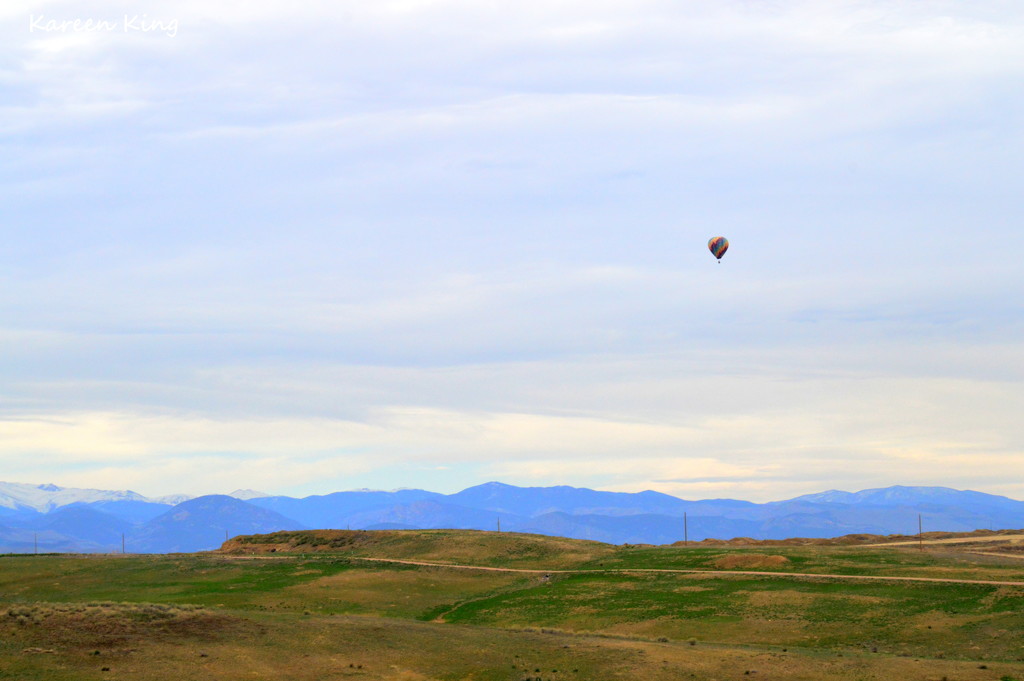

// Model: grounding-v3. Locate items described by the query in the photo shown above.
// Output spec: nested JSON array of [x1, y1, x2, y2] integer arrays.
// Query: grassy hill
[[2, 529, 1024, 680], [223, 528, 617, 568], [223, 528, 1024, 581]]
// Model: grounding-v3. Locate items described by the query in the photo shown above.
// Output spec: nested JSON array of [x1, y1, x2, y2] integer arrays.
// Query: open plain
[[2, 529, 1023, 680]]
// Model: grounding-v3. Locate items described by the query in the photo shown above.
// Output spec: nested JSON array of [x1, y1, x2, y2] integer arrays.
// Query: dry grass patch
[[284, 566, 526, 617], [743, 589, 818, 607], [712, 554, 790, 569], [979, 584, 1024, 606], [1, 602, 253, 648], [908, 610, 986, 634]]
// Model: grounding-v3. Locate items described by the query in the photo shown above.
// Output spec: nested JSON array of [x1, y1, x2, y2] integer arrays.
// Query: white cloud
[[1, 0, 1022, 501], [1, 344, 1021, 499]]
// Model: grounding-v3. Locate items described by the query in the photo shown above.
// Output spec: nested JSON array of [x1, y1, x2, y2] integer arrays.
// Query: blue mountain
[[69, 499, 175, 525], [247, 489, 444, 528], [518, 512, 761, 544], [126, 495, 305, 553], [22, 506, 132, 549], [791, 485, 1024, 513], [1, 483, 1021, 553], [346, 499, 516, 531], [448, 481, 697, 517]]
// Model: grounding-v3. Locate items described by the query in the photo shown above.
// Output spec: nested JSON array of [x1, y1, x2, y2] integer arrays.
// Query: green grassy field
[[580, 544, 1024, 580], [2, 530, 1023, 680]]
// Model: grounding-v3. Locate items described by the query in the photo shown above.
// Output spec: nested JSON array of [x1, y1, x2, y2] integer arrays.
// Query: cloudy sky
[[2, 0, 1022, 501]]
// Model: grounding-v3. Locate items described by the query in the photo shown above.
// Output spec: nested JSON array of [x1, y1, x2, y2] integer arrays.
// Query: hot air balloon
[[708, 236, 729, 262]]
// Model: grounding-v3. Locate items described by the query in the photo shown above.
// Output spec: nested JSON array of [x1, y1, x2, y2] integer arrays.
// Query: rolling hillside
[[3, 528, 1024, 681]]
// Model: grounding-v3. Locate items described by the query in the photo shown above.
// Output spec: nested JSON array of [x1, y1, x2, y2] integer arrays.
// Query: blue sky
[[2, 0, 1022, 501]]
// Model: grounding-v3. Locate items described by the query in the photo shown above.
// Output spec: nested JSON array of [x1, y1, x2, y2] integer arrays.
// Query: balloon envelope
[[708, 236, 729, 260]]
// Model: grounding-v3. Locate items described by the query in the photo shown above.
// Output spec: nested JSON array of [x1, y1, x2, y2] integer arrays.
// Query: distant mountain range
[[0, 481, 1021, 554]]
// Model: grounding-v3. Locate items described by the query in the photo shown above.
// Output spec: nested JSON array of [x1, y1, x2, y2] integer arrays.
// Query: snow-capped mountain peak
[[0, 481, 150, 512], [228, 489, 270, 500], [151, 493, 194, 505]]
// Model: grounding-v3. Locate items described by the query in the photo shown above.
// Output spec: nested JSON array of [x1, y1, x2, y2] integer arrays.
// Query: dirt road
[[863, 533, 1024, 547]]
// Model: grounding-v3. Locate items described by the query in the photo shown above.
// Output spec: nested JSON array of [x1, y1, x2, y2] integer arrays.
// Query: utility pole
[[497, 517, 501, 532], [918, 514, 923, 551], [225, 529, 229, 543], [684, 512, 688, 546]]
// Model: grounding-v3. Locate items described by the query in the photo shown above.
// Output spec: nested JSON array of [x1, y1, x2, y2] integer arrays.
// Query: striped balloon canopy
[[708, 236, 729, 261]]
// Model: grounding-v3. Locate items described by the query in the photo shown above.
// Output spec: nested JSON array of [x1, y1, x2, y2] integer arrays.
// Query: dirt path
[[862, 533, 1024, 547], [351, 556, 1024, 587], [965, 550, 1024, 560]]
